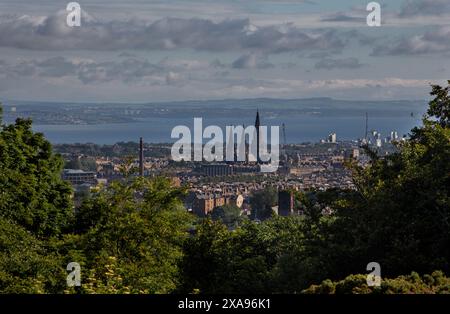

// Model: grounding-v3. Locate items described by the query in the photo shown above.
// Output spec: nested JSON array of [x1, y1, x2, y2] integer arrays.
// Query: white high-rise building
[[375, 132, 382, 147], [390, 131, 398, 142], [328, 133, 337, 143]]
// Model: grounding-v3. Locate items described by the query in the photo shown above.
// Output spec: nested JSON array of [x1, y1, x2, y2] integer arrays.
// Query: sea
[[31, 115, 423, 144]]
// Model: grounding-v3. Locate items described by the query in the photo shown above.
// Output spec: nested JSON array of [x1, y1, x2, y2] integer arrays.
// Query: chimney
[[139, 137, 144, 177]]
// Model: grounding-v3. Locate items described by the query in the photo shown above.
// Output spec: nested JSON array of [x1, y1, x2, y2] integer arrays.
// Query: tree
[[178, 219, 231, 293], [0, 107, 74, 237], [65, 157, 82, 170], [0, 217, 67, 293], [210, 204, 243, 229], [0, 104, 74, 293], [179, 216, 312, 294], [250, 187, 277, 220], [66, 256, 133, 294], [428, 80, 450, 128], [70, 176, 195, 293], [314, 82, 450, 279], [0, 104, 197, 293]]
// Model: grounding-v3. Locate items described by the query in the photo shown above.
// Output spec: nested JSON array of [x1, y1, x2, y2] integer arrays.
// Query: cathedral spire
[[255, 109, 260, 163]]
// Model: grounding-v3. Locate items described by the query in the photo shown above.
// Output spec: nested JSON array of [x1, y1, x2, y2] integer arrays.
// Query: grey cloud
[[0, 13, 346, 53], [231, 53, 274, 69], [242, 26, 345, 53], [213, 71, 230, 78], [321, 12, 366, 23], [0, 57, 171, 84], [372, 26, 450, 56], [307, 51, 333, 59], [210, 59, 227, 69], [341, 29, 381, 47], [165, 72, 183, 85], [35, 56, 77, 77], [67, 58, 164, 84], [280, 62, 298, 69], [320, 3, 384, 24], [7, 61, 36, 76], [314, 57, 364, 70], [118, 52, 138, 58], [399, 0, 450, 17]]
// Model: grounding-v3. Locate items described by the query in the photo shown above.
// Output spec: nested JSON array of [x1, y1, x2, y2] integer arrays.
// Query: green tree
[[210, 204, 243, 229], [178, 219, 231, 293], [428, 80, 450, 128], [0, 107, 73, 237], [179, 216, 312, 294], [0, 217, 67, 293], [65, 256, 134, 294], [250, 187, 277, 220], [70, 176, 195, 293], [314, 82, 450, 279]]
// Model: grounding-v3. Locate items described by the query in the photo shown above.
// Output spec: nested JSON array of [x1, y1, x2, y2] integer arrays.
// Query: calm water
[[32, 116, 422, 144]]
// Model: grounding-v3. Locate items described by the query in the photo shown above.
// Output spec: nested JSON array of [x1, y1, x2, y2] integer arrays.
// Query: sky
[[0, 0, 449, 102]]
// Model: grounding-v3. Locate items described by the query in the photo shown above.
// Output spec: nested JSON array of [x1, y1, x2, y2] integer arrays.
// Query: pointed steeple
[[255, 109, 260, 129], [255, 109, 260, 163]]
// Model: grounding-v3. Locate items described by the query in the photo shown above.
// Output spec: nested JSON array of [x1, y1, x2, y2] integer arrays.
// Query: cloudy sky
[[0, 0, 449, 102]]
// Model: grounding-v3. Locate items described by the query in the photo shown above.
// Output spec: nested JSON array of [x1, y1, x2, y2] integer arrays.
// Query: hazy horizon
[[1, 95, 429, 106]]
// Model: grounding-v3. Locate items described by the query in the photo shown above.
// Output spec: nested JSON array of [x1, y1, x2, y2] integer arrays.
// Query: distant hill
[[1, 98, 427, 125]]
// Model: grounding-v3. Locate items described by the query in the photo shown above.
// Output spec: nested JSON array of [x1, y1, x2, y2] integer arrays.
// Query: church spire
[[255, 109, 260, 163]]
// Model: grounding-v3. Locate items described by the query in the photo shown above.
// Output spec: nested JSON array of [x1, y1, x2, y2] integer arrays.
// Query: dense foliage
[[67, 176, 194, 293], [210, 204, 244, 229], [0, 110, 194, 293], [0, 116, 73, 237], [303, 271, 450, 294], [249, 186, 277, 220]]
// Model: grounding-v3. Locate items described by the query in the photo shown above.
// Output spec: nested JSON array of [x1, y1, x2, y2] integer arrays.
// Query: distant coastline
[[0, 98, 426, 144], [2, 97, 426, 126]]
